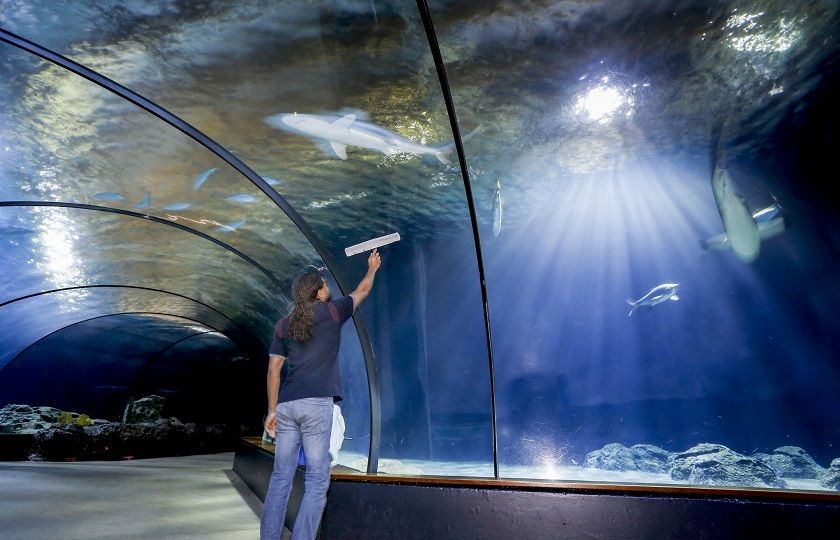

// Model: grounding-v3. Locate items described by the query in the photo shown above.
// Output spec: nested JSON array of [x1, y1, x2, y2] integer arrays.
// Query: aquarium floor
[[0, 452, 261, 539]]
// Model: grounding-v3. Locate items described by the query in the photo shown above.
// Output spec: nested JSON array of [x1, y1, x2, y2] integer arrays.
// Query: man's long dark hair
[[287, 271, 324, 343]]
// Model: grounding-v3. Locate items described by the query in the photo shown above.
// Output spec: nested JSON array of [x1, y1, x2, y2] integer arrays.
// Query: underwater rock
[[585, 443, 672, 473], [753, 446, 826, 479], [820, 458, 840, 491], [0, 404, 62, 434], [31, 424, 90, 459], [31, 419, 235, 460], [0, 404, 108, 434], [122, 395, 166, 424], [671, 443, 787, 489]]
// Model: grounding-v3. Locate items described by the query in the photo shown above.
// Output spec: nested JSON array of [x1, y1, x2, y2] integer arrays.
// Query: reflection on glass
[[0, 205, 287, 338], [30, 207, 86, 296]]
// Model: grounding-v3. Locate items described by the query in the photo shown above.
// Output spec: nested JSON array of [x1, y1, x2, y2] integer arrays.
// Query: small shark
[[627, 283, 680, 317], [492, 180, 502, 237], [264, 112, 456, 164]]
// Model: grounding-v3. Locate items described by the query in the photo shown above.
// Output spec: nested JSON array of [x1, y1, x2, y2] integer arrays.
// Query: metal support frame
[[413, 1, 500, 478]]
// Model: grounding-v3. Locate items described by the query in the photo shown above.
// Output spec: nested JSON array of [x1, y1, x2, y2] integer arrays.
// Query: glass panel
[[3, 1, 497, 475], [437, 1, 840, 490], [77, 1, 481, 475], [1, 20, 376, 463]]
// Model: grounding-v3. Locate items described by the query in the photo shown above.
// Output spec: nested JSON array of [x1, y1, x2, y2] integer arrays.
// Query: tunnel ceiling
[[2, 1, 832, 238], [3, 0, 832, 299]]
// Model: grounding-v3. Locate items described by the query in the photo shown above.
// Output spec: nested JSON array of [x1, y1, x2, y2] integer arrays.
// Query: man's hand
[[368, 248, 381, 272], [265, 411, 277, 438], [351, 249, 382, 308]]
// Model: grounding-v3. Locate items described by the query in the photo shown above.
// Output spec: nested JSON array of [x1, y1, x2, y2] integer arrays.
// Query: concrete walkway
[[0, 452, 261, 539]]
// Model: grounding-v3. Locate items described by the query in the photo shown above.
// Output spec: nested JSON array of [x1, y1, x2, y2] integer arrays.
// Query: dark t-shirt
[[269, 295, 354, 403]]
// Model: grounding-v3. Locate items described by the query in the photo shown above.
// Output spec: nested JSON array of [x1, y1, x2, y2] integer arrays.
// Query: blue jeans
[[260, 397, 334, 540]]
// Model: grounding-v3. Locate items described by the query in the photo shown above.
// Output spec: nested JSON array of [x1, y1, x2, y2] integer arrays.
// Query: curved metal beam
[[0, 284, 266, 365], [414, 0, 500, 478], [0, 284, 238, 323], [0, 201, 285, 289], [0, 29, 380, 472], [2, 311, 231, 376], [129, 329, 221, 399]]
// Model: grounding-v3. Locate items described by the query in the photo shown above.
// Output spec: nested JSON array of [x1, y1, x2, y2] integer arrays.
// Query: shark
[[710, 167, 761, 263], [702, 196, 785, 253], [264, 112, 457, 164], [627, 283, 680, 317]]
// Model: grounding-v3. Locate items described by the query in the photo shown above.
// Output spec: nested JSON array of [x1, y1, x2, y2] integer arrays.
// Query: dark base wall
[[321, 483, 840, 539], [233, 441, 840, 539]]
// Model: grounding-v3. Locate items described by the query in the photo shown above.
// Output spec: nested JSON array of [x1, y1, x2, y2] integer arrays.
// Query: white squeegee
[[345, 232, 401, 257]]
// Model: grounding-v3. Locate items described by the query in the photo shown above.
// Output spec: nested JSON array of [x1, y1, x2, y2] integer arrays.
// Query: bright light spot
[[725, 13, 801, 53], [573, 84, 635, 124], [769, 84, 784, 95], [539, 460, 559, 479]]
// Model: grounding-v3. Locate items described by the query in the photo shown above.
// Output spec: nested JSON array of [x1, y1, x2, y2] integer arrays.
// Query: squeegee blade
[[345, 232, 401, 257]]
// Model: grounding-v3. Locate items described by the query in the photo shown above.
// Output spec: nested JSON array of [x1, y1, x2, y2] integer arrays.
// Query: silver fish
[[161, 202, 192, 211], [91, 192, 125, 201], [492, 179, 502, 237], [263, 176, 284, 186], [216, 219, 245, 232], [193, 167, 218, 191], [133, 191, 151, 209], [627, 283, 680, 317], [226, 193, 258, 204]]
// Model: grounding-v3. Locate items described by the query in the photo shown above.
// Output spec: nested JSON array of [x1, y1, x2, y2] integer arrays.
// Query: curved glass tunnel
[[1, 0, 840, 493]]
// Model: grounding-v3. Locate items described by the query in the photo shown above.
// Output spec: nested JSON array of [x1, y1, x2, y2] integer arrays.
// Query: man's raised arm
[[349, 248, 382, 309]]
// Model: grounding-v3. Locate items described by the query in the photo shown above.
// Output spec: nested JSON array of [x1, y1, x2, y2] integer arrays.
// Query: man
[[260, 249, 381, 540]]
